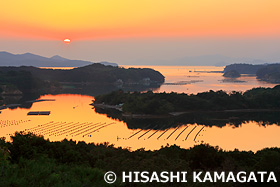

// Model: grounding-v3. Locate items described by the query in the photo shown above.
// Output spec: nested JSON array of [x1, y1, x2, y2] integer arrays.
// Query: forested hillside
[[0, 63, 164, 85]]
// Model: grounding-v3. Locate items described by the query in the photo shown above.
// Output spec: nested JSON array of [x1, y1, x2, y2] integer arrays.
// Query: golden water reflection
[[1, 94, 280, 152], [124, 66, 277, 93]]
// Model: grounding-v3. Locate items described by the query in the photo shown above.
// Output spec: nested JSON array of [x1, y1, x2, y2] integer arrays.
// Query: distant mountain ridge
[[0, 51, 118, 67], [134, 54, 270, 66], [50, 55, 69, 61], [174, 55, 268, 66]]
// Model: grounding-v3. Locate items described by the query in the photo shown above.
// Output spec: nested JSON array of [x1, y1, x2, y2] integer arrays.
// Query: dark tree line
[[0, 132, 279, 186]]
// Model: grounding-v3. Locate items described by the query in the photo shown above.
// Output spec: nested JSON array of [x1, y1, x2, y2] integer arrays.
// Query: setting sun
[[63, 38, 71, 44]]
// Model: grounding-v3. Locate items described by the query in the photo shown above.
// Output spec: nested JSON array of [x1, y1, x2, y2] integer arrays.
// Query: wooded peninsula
[[94, 85, 280, 115]]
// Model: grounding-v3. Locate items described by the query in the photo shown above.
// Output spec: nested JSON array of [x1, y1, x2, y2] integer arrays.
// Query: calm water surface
[[126, 66, 277, 93], [1, 66, 279, 151]]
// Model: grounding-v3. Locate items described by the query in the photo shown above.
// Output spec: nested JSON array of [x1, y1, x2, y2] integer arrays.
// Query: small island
[[223, 70, 241, 78]]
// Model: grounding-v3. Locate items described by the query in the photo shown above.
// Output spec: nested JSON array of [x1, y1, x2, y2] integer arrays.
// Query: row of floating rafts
[[55, 122, 89, 136], [137, 127, 156, 139], [49, 122, 82, 136], [83, 122, 115, 137], [127, 123, 154, 139], [57, 122, 92, 136], [126, 125, 206, 142], [27, 122, 61, 134], [26, 121, 78, 134], [17, 120, 206, 142], [27, 111, 51, 115], [24, 121, 55, 131], [1, 119, 30, 128], [25, 121, 116, 137], [31, 122, 67, 135]]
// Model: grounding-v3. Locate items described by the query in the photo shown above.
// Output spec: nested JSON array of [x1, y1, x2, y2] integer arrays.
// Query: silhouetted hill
[[0, 51, 118, 67], [0, 63, 164, 85], [50, 55, 69, 61], [224, 63, 266, 74], [257, 64, 280, 83]]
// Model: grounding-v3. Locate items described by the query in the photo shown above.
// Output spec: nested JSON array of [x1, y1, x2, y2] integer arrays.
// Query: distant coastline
[[223, 63, 280, 83]]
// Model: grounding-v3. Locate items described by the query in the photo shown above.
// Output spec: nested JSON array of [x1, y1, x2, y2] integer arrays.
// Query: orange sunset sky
[[1, 0, 280, 65]]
